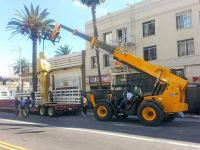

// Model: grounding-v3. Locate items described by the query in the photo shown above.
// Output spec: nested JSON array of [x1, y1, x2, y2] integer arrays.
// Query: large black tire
[[39, 106, 48, 116], [163, 113, 177, 122], [137, 102, 164, 126], [48, 107, 56, 117], [115, 114, 129, 119], [94, 102, 113, 121]]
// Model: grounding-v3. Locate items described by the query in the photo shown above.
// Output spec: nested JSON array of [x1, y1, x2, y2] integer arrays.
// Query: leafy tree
[[6, 3, 55, 91], [13, 58, 30, 74], [78, 0, 107, 89], [54, 45, 73, 57]]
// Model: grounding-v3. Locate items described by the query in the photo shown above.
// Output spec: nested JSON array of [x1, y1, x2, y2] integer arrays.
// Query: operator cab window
[[112, 86, 124, 100], [134, 86, 143, 97]]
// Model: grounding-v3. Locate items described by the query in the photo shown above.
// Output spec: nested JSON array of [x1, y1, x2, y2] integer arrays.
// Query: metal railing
[[16, 89, 81, 107]]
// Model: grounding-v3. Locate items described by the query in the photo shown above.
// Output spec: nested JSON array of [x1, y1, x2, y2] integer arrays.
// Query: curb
[[183, 115, 200, 118]]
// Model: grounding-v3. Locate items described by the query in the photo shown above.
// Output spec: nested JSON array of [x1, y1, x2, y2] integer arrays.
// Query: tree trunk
[[32, 37, 38, 92], [91, 0, 102, 89]]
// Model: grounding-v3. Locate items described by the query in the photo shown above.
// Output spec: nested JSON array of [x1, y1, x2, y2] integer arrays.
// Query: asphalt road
[[0, 111, 200, 150]]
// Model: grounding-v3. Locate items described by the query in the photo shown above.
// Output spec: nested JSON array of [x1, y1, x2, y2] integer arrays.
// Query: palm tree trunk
[[91, 0, 102, 89], [32, 37, 38, 92]]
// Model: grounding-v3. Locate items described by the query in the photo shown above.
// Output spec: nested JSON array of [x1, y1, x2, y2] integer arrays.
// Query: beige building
[[85, 0, 200, 90], [21, 51, 86, 92]]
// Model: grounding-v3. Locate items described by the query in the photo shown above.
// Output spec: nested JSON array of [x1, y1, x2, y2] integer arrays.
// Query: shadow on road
[[0, 111, 199, 144]]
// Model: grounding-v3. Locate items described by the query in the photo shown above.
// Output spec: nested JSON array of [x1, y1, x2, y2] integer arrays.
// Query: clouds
[[73, 1, 87, 9], [98, 8, 109, 15]]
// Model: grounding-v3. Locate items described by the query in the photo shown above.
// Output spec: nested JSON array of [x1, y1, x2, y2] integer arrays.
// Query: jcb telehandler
[[48, 23, 189, 126]]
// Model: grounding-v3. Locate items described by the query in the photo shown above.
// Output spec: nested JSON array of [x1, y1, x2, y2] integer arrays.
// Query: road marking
[[0, 144, 16, 150], [1, 118, 200, 149], [0, 141, 28, 150]]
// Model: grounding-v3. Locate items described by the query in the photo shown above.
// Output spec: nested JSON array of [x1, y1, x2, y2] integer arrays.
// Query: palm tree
[[6, 4, 55, 92], [13, 58, 30, 74], [79, 0, 107, 89], [54, 45, 73, 57]]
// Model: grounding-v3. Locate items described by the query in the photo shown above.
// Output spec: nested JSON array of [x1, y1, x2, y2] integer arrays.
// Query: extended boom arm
[[50, 23, 189, 91]]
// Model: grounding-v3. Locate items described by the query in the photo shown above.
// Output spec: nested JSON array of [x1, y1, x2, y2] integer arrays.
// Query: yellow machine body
[[50, 24, 189, 115]]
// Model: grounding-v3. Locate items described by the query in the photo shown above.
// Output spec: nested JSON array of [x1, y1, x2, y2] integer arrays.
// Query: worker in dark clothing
[[26, 96, 31, 116], [31, 91, 35, 108], [14, 97, 19, 116], [49, 91, 54, 102], [26, 96, 31, 108]]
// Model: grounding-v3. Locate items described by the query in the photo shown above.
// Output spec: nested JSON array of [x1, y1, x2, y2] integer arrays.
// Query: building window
[[104, 32, 112, 45], [177, 39, 194, 57], [171, 69, 184, 78], [117, 28, 127, 44], [143, 46, 157, 61], [104, 55, 110, 67], [176, 10, 192, 29], [142, 20, 155, 37], [91, 56, 97, 69]]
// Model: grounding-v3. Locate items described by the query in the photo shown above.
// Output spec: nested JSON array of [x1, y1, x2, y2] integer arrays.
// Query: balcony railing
[[114, 35, 135, 46]]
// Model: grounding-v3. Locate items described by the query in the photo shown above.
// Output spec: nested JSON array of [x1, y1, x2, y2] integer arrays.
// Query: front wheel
[[137, 102, 164, 126], [94, 102, 113, 121]]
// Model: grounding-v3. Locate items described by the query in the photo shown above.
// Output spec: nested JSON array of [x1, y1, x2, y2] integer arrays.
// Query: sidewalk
[[184, 114, 200, 118]]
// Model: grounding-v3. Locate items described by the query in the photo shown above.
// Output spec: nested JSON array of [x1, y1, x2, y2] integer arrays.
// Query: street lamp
[[11, 45, 21, 93]]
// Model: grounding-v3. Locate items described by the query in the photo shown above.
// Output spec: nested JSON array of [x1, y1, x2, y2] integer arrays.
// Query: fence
[[16, 89, 81, 107]]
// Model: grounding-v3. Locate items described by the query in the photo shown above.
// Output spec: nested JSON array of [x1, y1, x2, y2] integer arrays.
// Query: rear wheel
[[48, 107, 56, 117], [115, 114, 129, 119], [137, 102, 164, 126], [39, 106, 48, 116], [163, 113, 177, 122], [94, 102, 113, 121]]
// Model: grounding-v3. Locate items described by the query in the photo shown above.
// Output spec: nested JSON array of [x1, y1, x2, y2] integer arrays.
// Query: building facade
[[85, 0, 200, 90], [21, 50, 86, 92]]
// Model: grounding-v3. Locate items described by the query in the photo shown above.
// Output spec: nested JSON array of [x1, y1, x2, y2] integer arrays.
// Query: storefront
[[89, 75, 111, 90], [112, 74, 127, 85]]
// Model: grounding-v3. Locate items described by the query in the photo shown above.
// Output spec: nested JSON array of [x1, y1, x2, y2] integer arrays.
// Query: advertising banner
[[114, 60, 123, 67], [89, 75, 111, 84]]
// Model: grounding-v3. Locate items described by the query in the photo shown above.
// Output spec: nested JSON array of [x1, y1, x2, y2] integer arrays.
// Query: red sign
[[89, 75, 110, 84], [193, 77, 200, 82]]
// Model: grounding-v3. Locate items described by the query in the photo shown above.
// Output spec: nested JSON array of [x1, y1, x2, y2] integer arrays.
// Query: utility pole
[[11, 45, 21, 93]]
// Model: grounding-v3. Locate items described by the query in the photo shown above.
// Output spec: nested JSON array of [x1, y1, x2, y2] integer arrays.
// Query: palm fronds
[[13, 58, 30, 75], [54, 45, 73, 57], [6, 3, 55, 40]]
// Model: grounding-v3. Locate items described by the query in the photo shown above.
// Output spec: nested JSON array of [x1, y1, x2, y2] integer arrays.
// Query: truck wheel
[[115, 114, 129, 119], [163, 113, 177, 122], [48, 107, 56, 117], [39, 106, 48, 116], [94, 102, 113, 121], [137, 102, 164, 126]]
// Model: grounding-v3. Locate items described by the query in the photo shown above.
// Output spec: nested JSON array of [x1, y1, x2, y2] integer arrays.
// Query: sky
[[0, 0, 143, 77]]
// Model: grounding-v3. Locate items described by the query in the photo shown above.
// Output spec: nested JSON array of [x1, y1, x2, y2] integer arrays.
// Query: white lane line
[[0, 118, 200, 149]]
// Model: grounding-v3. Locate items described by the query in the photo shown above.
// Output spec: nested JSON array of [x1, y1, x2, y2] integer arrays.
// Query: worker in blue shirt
[[18, 97, 27, 118], [118, 90, 133, 109]]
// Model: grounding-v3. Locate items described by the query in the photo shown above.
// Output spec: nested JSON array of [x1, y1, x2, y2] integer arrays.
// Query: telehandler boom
[[49, 23, 189, 126]]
